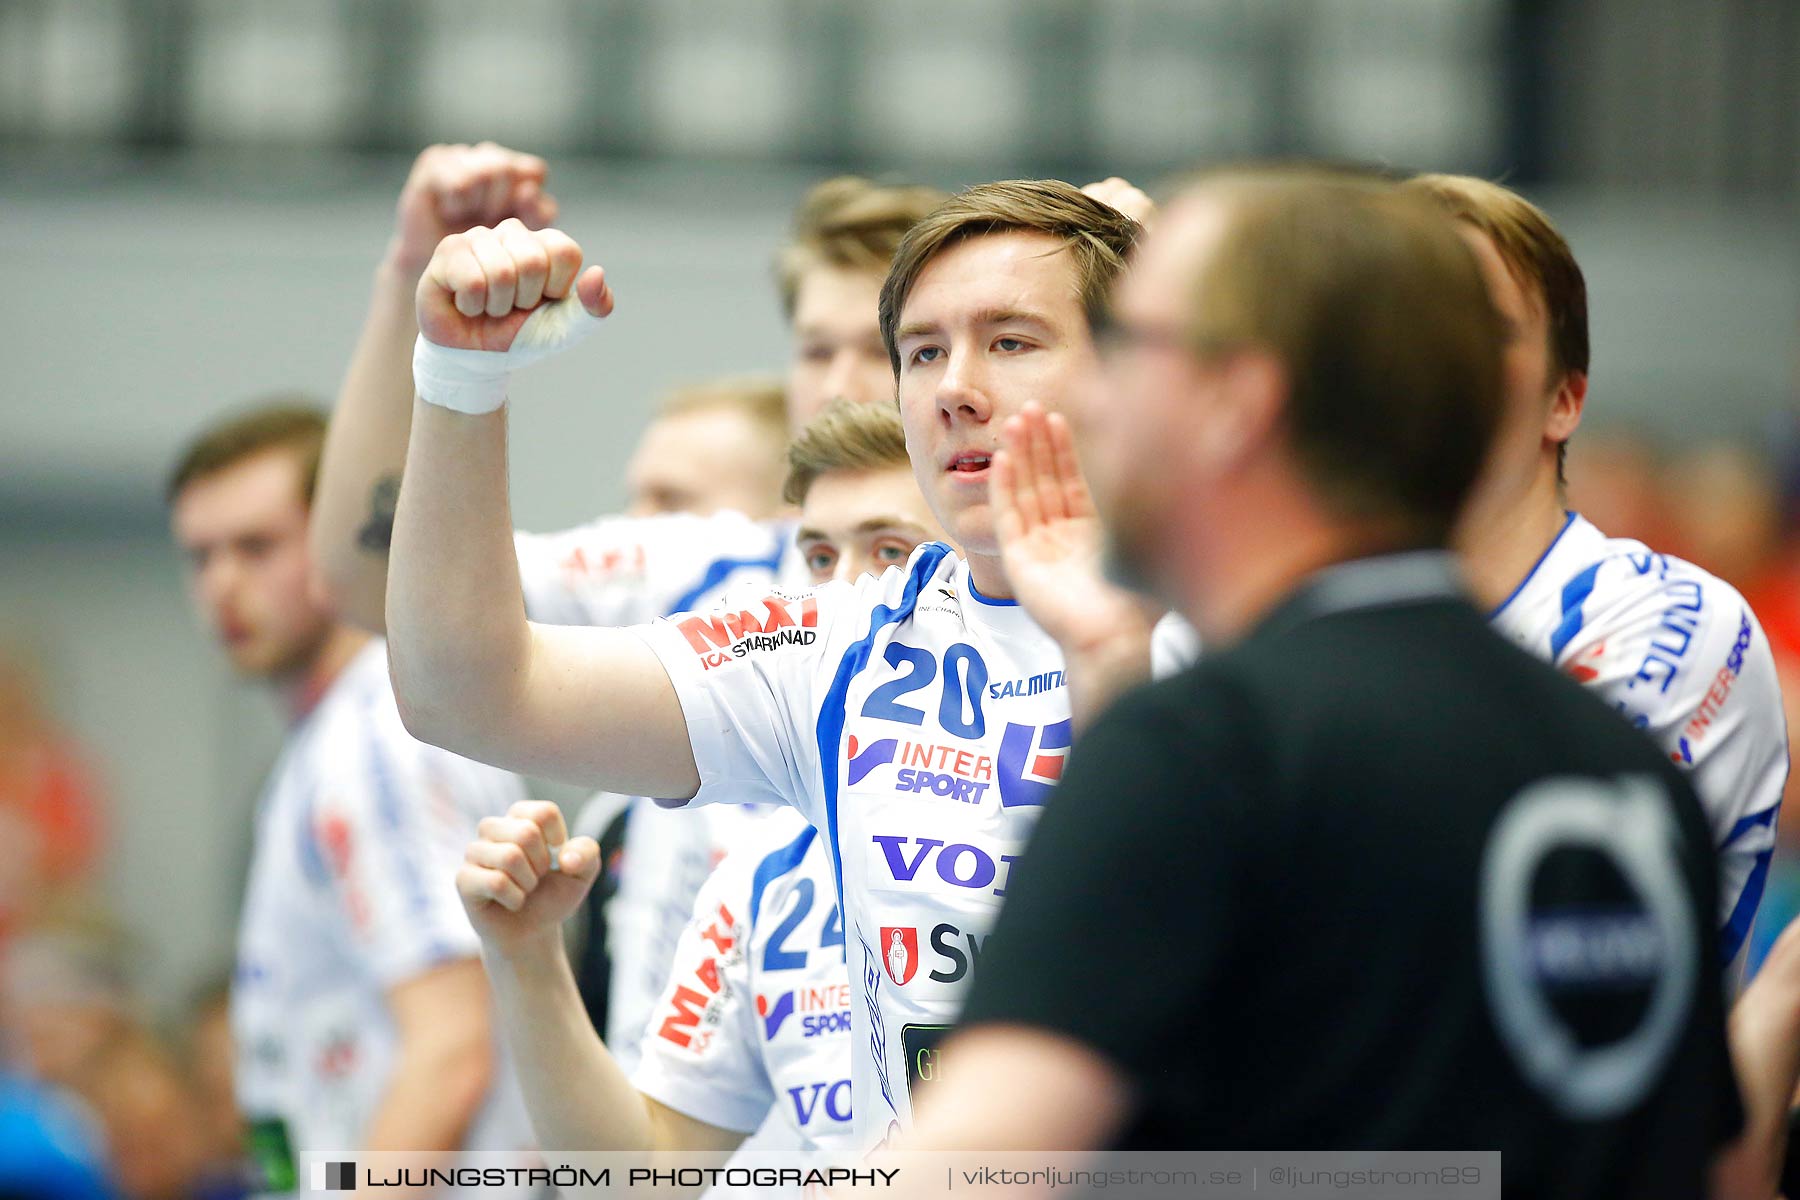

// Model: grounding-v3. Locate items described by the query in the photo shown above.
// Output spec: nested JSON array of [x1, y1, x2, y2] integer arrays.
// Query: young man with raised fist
[[309, 146, 949, 1065], [452, 401, 947, 1166], [383, 180, 1179, 1151]]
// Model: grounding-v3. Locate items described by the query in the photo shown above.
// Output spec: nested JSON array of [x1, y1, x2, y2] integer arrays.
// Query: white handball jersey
[[604, 801, 774, 1073], [514, 508, 805, 1069], [1490, 512, 1789, 977], [515, 509, 802, 628], [232, 640, 533, 1198], [631, 808, 854, 1152], [634, 542, 1194, 1147]]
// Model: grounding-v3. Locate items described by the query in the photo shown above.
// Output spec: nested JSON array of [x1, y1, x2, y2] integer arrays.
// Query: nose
[[197, 555, 237, 606], [195, 555, 243, 625], [825, 348, 882, 407], [936, 354, 993, 427], [831, 555, 859, 586]]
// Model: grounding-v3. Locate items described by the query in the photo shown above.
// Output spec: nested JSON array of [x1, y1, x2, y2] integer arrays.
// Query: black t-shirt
[[958, 552, 1741, 1197]]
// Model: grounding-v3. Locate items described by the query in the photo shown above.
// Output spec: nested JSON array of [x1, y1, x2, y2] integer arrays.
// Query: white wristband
[[412, 292, 608, 415]]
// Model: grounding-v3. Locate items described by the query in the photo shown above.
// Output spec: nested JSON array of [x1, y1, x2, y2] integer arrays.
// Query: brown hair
[[165, 400, 327, 507], [1181, 167, 1503, 544], [878, 180, 1143, 375], [1403, 174, 1588, 379], [656, 376, 789, 443], [1404, 175, 1587, 482], [782, 399, 910, 506], [776, 177, 949, 318]]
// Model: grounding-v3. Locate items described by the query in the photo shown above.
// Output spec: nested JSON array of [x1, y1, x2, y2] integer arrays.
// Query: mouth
[[945, 451, 993, 476]]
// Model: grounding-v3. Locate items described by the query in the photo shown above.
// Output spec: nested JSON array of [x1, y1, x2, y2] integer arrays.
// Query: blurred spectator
[[0, 645, 106, 940], [1661, 443, 1795, 633], [1564, 426, 1671, 548], [73, 1027, 210, 1200], [623, 377, 792, 520], [3, 912, 213, 1200], [180, 977, 248, 1200], [5, 910, 133, 1086], [0, 1072, 115, 1200]]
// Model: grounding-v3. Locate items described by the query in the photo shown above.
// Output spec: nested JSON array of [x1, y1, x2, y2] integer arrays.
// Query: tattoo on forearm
[[358, 474, 401, 553]]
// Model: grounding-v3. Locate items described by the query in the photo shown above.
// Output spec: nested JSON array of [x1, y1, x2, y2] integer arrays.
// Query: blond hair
[[776, 177, 949, 317], [782, 399, 910, 506], [878, 180, 1142, 375], [656, 376, 789, 446]]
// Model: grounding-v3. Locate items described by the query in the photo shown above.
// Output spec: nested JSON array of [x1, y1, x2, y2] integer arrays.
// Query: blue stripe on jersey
[[296, 792, 330, 887], [363, 701, 449, 957], [966, 575, 1019, 607], [664, 542, 788, 618], [1548, 561, 1603, 660], [749, 824, 817, 932], [1717, 804, 1780, 967], [285, 749, 330, 887], [1722, 803, 1782, 849], [1488, 510, 1577, 620], [1722, 850, 1775, 967], [813, 543, 954, 917]]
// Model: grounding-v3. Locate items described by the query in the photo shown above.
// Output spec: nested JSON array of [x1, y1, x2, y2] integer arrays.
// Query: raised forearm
[[315, 142, 558, 630], [386, 398, 534, 758], [313, 251, 419, 632], [387, 222, 696, 794], [484, 937, 659, 1157], [459, 811, 733, 1186]]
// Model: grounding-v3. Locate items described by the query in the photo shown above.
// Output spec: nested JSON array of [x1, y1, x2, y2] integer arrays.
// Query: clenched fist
[[392, 142, 559, 278], [1081, 176, 1156, 228], [417, 218, 614, 353], [456, 800, 602, 958]]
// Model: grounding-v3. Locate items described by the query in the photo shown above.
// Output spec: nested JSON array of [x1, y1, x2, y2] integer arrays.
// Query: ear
[[1200, 352, 1285, 473], [1546, 368, 1587, 448]]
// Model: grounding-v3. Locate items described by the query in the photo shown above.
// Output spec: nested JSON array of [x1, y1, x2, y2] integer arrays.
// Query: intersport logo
[[756, 982, 850, 1039], [844, 720, 1071, 809]]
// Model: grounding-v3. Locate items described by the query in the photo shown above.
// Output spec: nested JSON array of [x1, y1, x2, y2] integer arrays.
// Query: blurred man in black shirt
[[899, 169, 1758, 1198]]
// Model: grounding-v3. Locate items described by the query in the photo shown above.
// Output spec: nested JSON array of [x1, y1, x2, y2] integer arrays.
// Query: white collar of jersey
[[950, 555, 1049, 640], [291, 637, 386, 733], [1279, 549, 1464, 625], [1487, 510, 1607, 622]]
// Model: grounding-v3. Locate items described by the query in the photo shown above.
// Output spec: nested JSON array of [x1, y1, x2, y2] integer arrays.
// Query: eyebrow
[[894, 307, 1055, 343], [795, 322, 885, 343], [795, 516, 934, 543]]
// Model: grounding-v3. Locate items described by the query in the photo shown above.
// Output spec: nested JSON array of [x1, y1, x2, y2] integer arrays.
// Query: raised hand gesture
[[992, 404, 1158, 724], [456, 800, 603, 960], [392, 142, 559, 278], [417, 218, 613, 353]]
